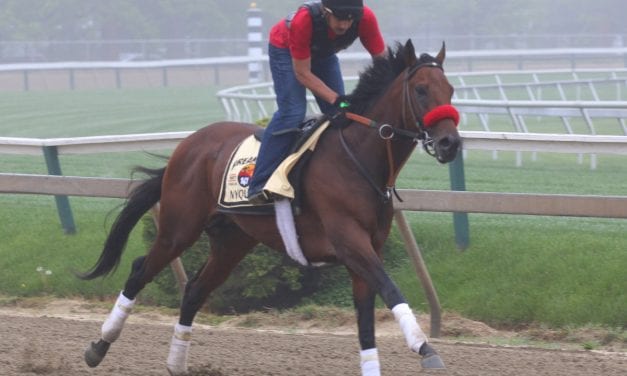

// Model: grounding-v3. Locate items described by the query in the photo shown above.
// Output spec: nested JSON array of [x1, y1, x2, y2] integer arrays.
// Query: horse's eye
[[415, 86, 428, 98]]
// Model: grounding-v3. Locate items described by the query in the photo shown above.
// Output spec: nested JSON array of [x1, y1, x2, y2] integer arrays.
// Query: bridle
[[337, 60, 460, 202], [402, 61, 444, 156]]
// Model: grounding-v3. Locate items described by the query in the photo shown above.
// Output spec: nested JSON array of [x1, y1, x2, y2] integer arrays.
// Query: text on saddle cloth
[[217, 119, 332, 208]]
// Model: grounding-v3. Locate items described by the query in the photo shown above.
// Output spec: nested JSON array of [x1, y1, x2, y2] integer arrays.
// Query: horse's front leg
[[350, 271, 381, 376], [337, 232, 445, 370]]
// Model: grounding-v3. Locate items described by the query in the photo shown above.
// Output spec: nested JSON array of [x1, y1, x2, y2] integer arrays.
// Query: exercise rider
[[247, 0, 386, 204]]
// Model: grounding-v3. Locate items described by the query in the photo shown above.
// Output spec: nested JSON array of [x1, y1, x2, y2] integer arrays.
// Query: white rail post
[[247, 3, 263, 83]]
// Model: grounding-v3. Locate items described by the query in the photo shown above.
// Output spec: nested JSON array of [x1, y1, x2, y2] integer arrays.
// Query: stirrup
[[247, 190, 270, 205]]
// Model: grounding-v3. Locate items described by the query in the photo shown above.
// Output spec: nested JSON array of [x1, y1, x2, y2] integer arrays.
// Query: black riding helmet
[[321, 0, 364, 21]]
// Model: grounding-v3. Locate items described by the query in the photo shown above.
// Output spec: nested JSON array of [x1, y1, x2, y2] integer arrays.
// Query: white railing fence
[[216, 68, 627, 169], [2, 130, 626, 233], [3, 131, 627, 159], [2, 48, 627, 91]]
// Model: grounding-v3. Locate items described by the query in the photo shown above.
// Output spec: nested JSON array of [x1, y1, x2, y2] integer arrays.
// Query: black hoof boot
[[84, 339, 111, 368], [419, 343, 446, 369]]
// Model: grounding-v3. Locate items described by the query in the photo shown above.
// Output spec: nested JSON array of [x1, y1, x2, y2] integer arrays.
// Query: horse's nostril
[[437, 135, 458, 150], [435, 136, 461, 164]]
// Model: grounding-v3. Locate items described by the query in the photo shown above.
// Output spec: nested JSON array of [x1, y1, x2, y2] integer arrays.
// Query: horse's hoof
[[167, 365, 188, 376], [84, 340, 111, 368], [419, 343, 446, 369], [421, 353, 446, 369]]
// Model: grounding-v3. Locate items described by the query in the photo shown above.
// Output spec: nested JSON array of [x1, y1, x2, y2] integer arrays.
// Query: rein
[[338, 61, 460, 203], [339, 112, 413, 203]]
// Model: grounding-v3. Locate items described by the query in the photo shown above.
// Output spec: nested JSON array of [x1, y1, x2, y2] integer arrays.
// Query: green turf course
[[0, 87, 625, 328]]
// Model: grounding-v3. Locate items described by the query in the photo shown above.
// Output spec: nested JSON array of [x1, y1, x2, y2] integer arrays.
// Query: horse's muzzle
[[434, 134, 462, 163]]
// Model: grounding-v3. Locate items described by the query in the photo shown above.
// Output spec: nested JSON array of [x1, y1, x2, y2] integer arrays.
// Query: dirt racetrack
[[0, 301, 625, 376]]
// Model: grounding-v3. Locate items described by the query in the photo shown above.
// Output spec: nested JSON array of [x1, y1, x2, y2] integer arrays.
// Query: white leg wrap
[[360, 348, 381, 376], [392, 303, 427, 353], [166, 324, 192, 376], [274, 198, 308, 266], [101, 291, 135, 343]]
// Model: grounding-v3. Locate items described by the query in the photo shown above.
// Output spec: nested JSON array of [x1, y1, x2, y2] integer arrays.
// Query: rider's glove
[[332, 94, 351, 110], [329, 95, 351, 119]]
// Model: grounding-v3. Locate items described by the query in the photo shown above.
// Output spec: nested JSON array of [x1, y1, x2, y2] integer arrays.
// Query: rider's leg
[[248, 44, 307, 200]]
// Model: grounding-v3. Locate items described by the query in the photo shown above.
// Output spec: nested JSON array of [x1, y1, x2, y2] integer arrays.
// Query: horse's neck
[[343, 124, 387, 162], [336, 65, 423, 186], [364, 100, 418, 170], [341, 113, 417, 186]]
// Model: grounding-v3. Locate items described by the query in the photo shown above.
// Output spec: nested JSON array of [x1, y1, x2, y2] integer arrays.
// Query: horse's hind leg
[[167, 217, 257, 376], [85, 193, 209, 368], [84, 256, 147, 368]]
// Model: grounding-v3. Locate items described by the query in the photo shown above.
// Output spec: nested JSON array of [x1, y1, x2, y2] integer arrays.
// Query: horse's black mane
[[347, 42, 438, 115]]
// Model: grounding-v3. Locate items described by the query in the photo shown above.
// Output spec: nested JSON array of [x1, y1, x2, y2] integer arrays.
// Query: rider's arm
[[288, 9, 342, 105], [288, 6, 386, 105], [292, 57, 339, 105], [360, 7, 386, 59]]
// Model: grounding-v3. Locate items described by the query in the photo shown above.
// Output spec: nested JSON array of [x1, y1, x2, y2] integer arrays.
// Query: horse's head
[[399, 40, 461, 163]]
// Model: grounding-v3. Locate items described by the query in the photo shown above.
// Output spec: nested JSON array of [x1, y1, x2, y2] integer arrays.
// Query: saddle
[[253, 116, 326, 152], [217, 115, 331, 215]]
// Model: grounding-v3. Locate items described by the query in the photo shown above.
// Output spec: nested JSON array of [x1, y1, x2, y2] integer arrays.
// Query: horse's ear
[[404, 39, 417, 66], [435, 41, 446, 65]]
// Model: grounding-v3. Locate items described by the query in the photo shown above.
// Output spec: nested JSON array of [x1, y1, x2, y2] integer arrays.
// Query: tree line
[[1, 0, 624, 42]]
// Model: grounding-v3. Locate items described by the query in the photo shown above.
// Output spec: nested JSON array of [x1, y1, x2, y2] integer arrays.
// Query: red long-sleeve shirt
[[269, 5, 385, 60]]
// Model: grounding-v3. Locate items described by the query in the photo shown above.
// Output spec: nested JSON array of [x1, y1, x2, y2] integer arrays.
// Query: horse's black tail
[[77, 166, 165, 280]]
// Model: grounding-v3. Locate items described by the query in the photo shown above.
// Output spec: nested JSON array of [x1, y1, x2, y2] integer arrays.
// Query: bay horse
[[80, 39, 461, 376]]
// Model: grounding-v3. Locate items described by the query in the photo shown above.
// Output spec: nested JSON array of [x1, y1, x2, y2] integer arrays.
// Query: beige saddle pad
[[218, 120, 331, 208]]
